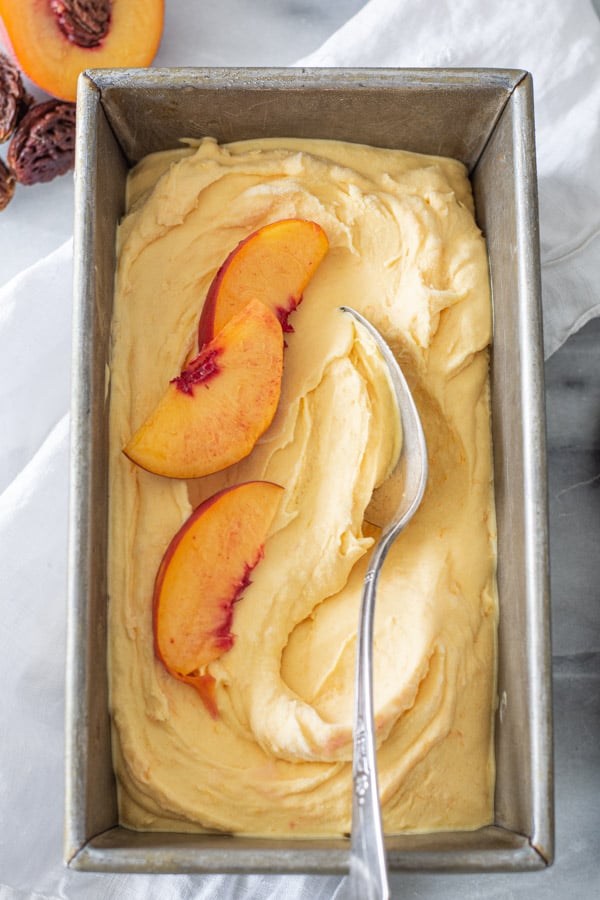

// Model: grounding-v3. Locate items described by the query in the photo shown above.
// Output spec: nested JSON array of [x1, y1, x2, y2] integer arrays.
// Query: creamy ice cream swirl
[[108, 137, 497, 835]]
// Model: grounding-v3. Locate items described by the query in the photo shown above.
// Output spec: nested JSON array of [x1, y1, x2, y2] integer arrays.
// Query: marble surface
[[1, 1, 599, 897]]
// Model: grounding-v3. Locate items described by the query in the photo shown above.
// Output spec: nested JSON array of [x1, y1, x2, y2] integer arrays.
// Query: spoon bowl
[[339, 306, 428, 900]]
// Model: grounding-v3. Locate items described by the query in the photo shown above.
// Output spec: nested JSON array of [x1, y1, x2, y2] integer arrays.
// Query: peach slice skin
[[153, 480, 284, 718], [123, 299, 284, 479], [197, 219, 329, 347], [0, 1, 164, 102]]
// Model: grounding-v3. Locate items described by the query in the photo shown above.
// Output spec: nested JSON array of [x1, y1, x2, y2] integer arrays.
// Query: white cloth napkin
[[1, 1, 599, 898]]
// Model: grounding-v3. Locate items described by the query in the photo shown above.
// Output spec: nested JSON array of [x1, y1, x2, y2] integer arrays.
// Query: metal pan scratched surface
[[64, 67, 552, 874]]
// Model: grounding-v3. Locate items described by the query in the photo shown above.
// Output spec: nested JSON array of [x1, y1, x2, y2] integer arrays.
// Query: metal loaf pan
[[65, 68, 552, 874]]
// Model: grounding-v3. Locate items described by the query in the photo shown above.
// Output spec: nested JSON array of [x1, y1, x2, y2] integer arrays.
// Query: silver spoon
[[339, 306, 428, 900]]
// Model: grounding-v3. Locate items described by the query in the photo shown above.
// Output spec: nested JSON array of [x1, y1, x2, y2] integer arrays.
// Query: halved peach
[[124, 299, 284, 479], [153, 480, 283, 717], [0, 0, 164, 102], [197, 219, 329, 346]]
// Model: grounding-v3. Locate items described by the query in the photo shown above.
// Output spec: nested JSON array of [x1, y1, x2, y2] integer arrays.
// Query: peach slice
[[153, 480, 283, 717], [0, 1, 164, 103], [124, 299, 284, 479], [197, 218, 329, 346]]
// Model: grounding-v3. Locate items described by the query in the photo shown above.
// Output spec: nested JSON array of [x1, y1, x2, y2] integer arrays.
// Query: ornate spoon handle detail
[[347, 547, 391, 900]]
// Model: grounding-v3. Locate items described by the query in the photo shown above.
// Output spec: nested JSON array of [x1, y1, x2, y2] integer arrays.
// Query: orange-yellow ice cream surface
[[108, 137, 497, 836]]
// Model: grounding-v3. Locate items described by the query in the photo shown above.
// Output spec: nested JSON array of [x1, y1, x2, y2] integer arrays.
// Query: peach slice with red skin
[[124, 298, 284, 479], [197, 218, 329, 347], [153, 480, 283, 717], [0, 0, 164, 103]]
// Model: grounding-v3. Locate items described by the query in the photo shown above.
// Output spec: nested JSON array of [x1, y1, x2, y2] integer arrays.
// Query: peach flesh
[[197, 218, 329, 347], [123, 299, 284, 479], [0, 0, 164, 102], [153, 481, 284, 717]]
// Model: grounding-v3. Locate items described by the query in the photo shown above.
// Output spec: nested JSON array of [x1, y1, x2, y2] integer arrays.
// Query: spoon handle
[[347, 541, 392, 900]]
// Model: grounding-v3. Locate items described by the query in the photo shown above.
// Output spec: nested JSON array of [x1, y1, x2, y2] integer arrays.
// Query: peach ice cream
[[108, 136, 497, 836]]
